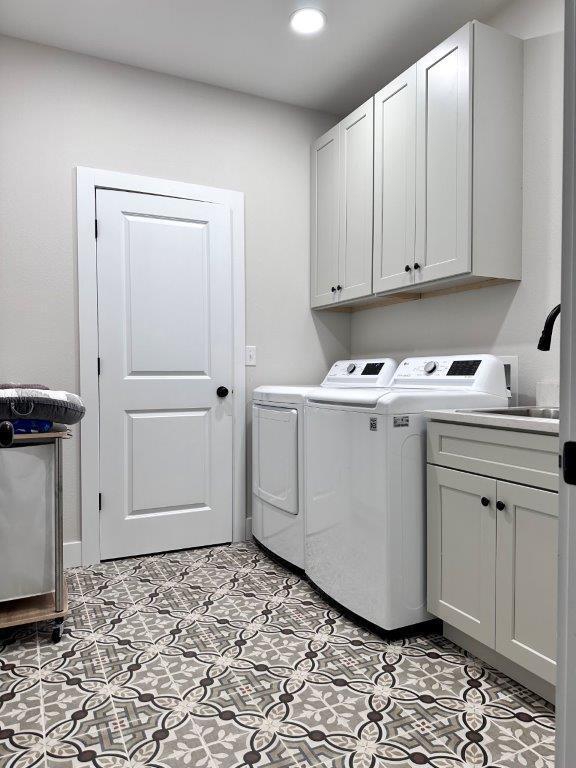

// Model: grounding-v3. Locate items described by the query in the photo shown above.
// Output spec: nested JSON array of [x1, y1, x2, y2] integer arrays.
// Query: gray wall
[[351, 28, 564, 405], [0, 35, 349, 546]]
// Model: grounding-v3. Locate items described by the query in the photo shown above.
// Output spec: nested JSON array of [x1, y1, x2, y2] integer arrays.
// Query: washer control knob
[[347, 363, 357, 374], [424, 361, 437, 375]]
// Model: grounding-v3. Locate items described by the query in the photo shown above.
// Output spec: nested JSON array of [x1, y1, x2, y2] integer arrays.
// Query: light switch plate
[[245, 346, 257, 366]]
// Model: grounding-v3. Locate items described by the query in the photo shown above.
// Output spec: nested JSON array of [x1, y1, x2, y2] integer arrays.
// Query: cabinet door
[[373, 67, 417, 294], [496, 482, 558, 684], [428, 465, 496, 646], [311, 126, 340, 308], [415, 24, 472, 285], [338, 98, 374, 301]]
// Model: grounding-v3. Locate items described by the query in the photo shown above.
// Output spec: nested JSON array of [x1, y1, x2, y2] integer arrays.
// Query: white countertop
[[425, 408, 560, 435]]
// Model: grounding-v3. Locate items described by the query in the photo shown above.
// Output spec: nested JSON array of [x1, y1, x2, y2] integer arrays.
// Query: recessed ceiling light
[[290, 8, 326, 35]]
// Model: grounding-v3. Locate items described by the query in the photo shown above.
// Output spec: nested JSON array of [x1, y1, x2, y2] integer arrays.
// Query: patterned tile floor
[[0, 542, 555, 768]]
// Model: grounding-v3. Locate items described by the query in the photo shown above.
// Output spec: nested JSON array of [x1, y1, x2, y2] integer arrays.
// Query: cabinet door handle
[[496, 500, 506, 511], [413, 263, 421, 270], [480, 496, 490, 507], [404, 264, 412, 272], [331, 286, 336, 293], [337, 285, 342, 291]]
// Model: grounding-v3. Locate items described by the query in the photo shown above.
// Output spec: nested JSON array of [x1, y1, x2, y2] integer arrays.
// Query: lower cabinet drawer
[[427, 421, 559, 491]]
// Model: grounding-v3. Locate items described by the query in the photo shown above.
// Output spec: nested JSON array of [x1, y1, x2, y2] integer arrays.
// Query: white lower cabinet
[[495, 481, 558, 683], [428, 466, 496, 647], [428, 432, 559, 686]]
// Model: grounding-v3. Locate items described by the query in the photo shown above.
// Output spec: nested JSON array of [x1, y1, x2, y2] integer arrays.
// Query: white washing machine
[[304, 354, 508, 631], [252, 358, 398, 570]]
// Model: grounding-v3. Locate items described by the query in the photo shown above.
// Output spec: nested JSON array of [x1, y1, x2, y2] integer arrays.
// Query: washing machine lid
[[372, 354, 509, 413], [253, 386, 319, 404], [307, 388, 391, 407]]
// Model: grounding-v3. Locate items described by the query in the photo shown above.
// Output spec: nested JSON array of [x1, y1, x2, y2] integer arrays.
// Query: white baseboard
[[64, 540, 82, 569], [245, 516, 253, 540]]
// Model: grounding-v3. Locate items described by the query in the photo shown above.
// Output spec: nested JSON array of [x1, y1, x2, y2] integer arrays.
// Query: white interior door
[[96, 189, 233, 559], [415, 24, 472, 284]]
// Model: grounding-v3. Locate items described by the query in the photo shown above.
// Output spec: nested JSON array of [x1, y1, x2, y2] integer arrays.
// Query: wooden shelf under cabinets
[[320, 276, 513, 313]]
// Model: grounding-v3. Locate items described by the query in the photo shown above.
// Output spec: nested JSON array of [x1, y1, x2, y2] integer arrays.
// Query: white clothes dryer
[[252, 358, 398, 569]]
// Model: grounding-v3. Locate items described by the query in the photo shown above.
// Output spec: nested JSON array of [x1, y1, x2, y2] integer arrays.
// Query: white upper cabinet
[[339, 99, 374, 302], [415, 25, 472, 284], [311, 21, 523, 310], [311, 100, 373, 308], [311, 126, 340, 308], [373, 66, 417, 293]]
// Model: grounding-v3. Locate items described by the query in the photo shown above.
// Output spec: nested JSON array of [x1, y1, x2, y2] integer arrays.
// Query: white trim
[[76, 167, 246, 565], [64, 541, 83, 569], [558, 0, 576, 762], [245, 515, 253, 540]]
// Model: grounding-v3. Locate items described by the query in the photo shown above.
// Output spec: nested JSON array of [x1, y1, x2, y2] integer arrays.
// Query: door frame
[[76, 167, 246, 565], [558, 0, 575, 762]]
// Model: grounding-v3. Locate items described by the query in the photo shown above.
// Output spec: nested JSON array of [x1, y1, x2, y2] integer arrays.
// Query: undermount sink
[[459, 406, 560, 420]]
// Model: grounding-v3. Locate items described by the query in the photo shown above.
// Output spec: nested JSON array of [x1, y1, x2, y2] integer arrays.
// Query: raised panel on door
[[415, 24, 472, 285], [338, 99, 374, 302], [311, 126, 340, 308], [427, 465, 496, 646], [97, 189, 233, 559], [373, 67, 417, 294], [496, 482, 558, 684]]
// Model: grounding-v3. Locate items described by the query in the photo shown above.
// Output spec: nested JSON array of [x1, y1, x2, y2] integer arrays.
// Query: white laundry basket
[[0, 443, 55, 602]]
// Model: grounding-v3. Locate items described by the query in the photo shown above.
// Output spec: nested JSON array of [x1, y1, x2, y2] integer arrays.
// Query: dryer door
[[253, 404, 298, 514]]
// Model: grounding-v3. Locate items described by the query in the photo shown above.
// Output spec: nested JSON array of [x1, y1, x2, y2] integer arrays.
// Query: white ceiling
[[0, 0, 514, 114]]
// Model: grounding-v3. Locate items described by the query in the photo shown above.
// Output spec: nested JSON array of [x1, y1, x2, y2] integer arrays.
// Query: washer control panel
[[392, 355, 505, 394], [394, 357, 482, 380], [322, 358, 398, 388]]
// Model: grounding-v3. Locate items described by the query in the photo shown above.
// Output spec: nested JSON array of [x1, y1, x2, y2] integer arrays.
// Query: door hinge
[[95, 219, 98, 239], [563, 441, 576, 485], [98, 493, 102, 511], [97, 357, 101, 375]]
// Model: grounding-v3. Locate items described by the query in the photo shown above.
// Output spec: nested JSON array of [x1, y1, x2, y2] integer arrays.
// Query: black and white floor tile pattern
[[0, 542, 555, 767]]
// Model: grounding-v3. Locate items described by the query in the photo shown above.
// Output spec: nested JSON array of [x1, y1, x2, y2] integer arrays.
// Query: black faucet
[[538, 304, 561, 351]]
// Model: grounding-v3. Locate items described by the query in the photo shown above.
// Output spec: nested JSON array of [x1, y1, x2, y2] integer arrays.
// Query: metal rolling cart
[[0, 428, 70, 643]]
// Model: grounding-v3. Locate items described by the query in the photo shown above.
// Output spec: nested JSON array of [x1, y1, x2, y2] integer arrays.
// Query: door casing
[[76, 167, 245, 565], [558, 0, 576, 763]]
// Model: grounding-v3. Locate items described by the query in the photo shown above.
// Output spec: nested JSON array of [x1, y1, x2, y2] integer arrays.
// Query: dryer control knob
[[347, 363, 357, 374], [424, 361, 437, 375]]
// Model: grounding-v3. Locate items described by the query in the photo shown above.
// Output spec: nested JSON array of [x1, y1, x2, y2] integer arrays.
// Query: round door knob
[[424, 361, 437, 374], [404, 264, 412, 272], [496, 500, 506, 511], [480, 496, 490, 507], [0, 421, 14, 448], [331, 286, 336, 293], [347, 363, 356, 374], [216, 386, 229, 398], [414, 262, 421, 270], [337, 285, 342, 291]]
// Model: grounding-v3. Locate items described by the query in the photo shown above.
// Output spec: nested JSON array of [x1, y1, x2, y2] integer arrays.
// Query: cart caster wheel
[[52, 620, 64, 643]]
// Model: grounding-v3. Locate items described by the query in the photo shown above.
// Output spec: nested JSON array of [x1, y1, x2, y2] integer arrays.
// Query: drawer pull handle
[[480, 496, 490, 507], [496, 500, 506, 511]]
